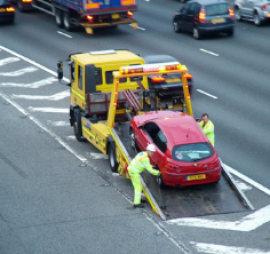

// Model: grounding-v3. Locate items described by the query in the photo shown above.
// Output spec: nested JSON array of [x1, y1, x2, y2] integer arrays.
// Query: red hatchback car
[[129, 111, 222, 188]]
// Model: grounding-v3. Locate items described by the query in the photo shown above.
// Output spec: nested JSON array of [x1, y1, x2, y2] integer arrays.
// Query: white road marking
[[197, 89, 218, 99], [57, 31, 73, 39], [1, 77, 57, 88], [129, 24, 145, 30], [86, 152, 108, 159], [66, 136, 76, 140], [28, 107, 69, 113], [167, 204, 270, 231], [0, 66, 38, 76], [0, 92, 87, 163], [0, 57, 20, 66], [200, 48, 219, 56], [235, 180, 253, 192], [47, 120, 70, 126], [12, 90, 69, 100], [0, 46, 69, 83], [190, 242, 270, 254]]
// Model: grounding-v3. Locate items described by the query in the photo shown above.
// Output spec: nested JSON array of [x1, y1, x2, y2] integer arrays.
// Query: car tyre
[[192, 27, 200, 40], [55, 9, 64, 28], [73, 109, 85, 142], [253, 12, 262, 26], [108, 143, 119, 173], [173, 21, 182, 33], [234, 7, 242, 21], [157, 174, 166, 188], [227, 28, 234, 36], [130, 128, 139, 151]]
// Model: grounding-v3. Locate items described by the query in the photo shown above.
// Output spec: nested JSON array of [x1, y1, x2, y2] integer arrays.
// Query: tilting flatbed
[[115, 122, 253, 220]]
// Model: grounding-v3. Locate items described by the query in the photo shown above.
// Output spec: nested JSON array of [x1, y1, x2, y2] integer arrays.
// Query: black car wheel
[[227, 28, 234, 36], [192, 27, 200, 40], [157, 174, 166, 188], [173, 21, 182, 33], [130, 128, 139, 151]]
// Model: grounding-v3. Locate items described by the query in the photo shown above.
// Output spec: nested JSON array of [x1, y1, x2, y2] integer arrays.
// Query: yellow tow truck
[[57, 50, 253, 220]]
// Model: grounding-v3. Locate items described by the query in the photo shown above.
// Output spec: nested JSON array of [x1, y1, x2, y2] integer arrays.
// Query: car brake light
[[229, 7, 234, 19], [6, 7, 15, 12], [199, 9, 206, 23], [262, 4, 267, 10], [184, 73, 192, 79], [151, 76, 165, 83], [22, 0, 32, 2], [87, 15, 94, 23], [127, 11, 134, 18]]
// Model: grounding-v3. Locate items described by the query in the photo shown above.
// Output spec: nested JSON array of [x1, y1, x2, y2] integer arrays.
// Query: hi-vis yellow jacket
[[199, 120, 215, 146], [128, 152, 159, 175]]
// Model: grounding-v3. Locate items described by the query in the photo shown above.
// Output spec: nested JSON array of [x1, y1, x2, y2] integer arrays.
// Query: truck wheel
[[55, 9, 64, 28], [108, 143, 119, 173], [63, 13, 75, 31], [73, 109, 84, 142]]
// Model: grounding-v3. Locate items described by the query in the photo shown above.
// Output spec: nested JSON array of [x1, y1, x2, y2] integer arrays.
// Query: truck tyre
[[73, 109, 84, 142], [55, 9, 64, 28], [63, 13, 75, 31], [108, 143, 119, 173]]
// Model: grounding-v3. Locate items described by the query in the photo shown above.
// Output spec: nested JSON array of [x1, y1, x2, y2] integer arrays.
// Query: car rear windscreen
[[205, 3, 229, 16]]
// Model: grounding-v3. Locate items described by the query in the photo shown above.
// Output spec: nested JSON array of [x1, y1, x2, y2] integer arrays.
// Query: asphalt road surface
[[0, 0, 270, 253]]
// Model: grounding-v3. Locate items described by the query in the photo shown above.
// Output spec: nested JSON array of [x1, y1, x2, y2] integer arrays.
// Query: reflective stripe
[[138, 155, 148, 162], [130, 165, 141, 173], [135, 158, 144, 168]]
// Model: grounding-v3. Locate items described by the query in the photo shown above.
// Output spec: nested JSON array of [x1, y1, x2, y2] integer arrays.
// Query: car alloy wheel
[[173, 22, 181, 33], [234, 8, 242, 21], [253, 12, 262, 26], [193, 27, 200, 39]]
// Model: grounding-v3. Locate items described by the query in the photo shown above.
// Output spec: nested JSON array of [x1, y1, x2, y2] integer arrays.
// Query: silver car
[[234, 0, 270, 25]]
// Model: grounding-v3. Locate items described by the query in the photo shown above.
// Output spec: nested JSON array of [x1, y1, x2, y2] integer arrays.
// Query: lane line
[[12, 90, 69, 100], [1, 77, 57, 88], [200, 48, 219, 56], [0, 66, 38, 76], [190, 242, 270, 254], [197, 89, 218, 99], [129, 24, 145, 30], [28, 107, 69, 113], [57, 31, 73, 38], [47, 120, 70, 126]]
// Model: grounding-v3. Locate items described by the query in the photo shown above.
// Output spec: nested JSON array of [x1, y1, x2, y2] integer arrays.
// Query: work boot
[[134, 204, 144, 208]]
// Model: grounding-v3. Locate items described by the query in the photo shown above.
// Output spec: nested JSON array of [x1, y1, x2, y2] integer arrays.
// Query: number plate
[[112, 13, 120, 19], [165, 78, 181, 83], [212, 18, 225, 24], [187, 174, 206, 181], [0, 8, 6, 12]]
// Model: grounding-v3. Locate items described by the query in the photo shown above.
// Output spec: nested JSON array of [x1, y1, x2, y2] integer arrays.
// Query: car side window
[[187, 3, 197, 15], [154, 131, 167, 153], [182, 4, 190, 14], [144, 123, 160, 141]]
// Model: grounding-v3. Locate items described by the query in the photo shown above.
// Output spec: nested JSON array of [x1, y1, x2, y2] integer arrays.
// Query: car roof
[[187, 0, 228, 5], [135, 111, 208, 145], [143, 55, 178, 64]]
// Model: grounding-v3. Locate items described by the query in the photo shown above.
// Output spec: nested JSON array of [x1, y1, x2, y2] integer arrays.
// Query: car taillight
[[229, 7, 234, 19], [199, 9, 206, 23], [151, 76, 165, 83], [127, 11, 134, 18], [262, 4, 267, 10], [6, 7, 15, 12], [184, 73, 192, 79], [22, 0, 32, 2], [87, 15, 94, 23], [210, 158, 221, 168]]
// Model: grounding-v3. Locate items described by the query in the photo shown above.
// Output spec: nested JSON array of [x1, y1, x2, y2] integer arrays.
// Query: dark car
[[173, 0, 235, 39], [143, 55, 193, 98], [0, 0, 15, 24]]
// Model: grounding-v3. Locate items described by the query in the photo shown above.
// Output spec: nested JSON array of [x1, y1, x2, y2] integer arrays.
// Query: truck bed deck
[[115, 121, 252, 220]]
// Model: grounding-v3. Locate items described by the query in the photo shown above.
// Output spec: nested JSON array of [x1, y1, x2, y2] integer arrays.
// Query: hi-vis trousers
[[129, 170, 142, 205]]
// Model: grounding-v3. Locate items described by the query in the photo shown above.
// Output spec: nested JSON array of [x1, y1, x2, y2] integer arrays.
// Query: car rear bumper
[[198, 23, 234, 34], [0, 13, 15, 22]]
